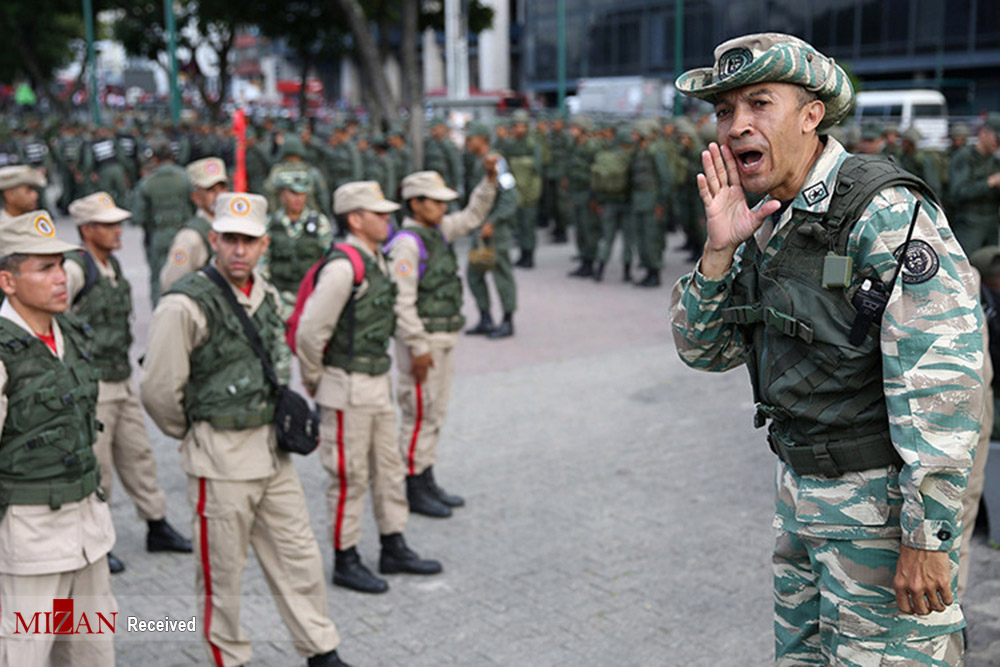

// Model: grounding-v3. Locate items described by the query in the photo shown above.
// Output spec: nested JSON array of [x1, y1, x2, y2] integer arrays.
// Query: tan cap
[[0, 210, 79, 257], [0, 165, 47, 191], [333, 181, 401, 215], [212, 193, 267, 237], [68, 192, 131, 225], [400, 171, 458, 202], [187, 157, 228, 189]]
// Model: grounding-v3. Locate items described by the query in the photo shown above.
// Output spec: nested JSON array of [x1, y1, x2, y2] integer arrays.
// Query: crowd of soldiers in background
[[2, 106, 998, 296]]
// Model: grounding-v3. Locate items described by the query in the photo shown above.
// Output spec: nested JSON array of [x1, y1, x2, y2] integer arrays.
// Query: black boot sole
[[379, 558, 443, 575], [332, 572, 389, 594]]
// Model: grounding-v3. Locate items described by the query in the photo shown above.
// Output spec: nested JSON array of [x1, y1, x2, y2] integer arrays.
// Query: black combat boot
[[551, 230, 568, 243], [406, 473, 452, 518], [635, 270, 661, 288], [307, 649, 352, 667], [568, 260, 594, 278], [378, 533, 443, 575], [108, 552, 125, 574], [147, 518, 193, 552], [487, 313, 514, 340], [465, 310, 494, 335], [593, 261, 606, 282], [515, 250, 534, 268], [622, 264, 632, 282], [333, 546, 389, 594], [425, 466, 465, 506]]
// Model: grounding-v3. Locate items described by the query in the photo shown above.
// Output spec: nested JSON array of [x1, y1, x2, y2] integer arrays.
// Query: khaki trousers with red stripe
[[0, 556, 116, 667], [319, 406, 408, 551], [187, 457, 340, 667], [396, 342, 457, 476], [95, 389, 168, 521]]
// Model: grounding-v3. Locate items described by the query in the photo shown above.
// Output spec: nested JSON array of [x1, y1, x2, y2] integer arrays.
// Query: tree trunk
[[334, 0, 399, 123], [401, 0, 423, 169], [298, 50, 313, 120]]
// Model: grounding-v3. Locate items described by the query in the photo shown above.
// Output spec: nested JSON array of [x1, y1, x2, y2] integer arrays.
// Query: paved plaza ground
[[58, 219, 1000, 666]]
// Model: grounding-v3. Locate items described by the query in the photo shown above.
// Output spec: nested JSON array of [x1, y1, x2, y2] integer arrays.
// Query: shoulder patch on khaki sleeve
[[395, 259, 413, 277], [171, 249, 188, 266]]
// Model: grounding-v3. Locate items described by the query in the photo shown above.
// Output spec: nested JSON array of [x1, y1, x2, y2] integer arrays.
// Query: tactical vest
[[322, 249, 398, 375], [505, 138, 542, 205], [91, 139, 118, 166], [630, 147, 657, 193], [22, 140, 48, 166], [66, 251, 133, 382], [268, 211, 327, 293], [0, 315, 101, 520], [117, 133, 137, 158], [590, 149, 631, 199], [167, 273, 281, 430], [184, 214, 213, 257], [721, 155, 937, 477], [410, 225, 466, 332]]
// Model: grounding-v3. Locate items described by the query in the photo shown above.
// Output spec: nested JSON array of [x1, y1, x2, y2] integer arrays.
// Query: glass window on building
[[977, 0, 1000, 48]]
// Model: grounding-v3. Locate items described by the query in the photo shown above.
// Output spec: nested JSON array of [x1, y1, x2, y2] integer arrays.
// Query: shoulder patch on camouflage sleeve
[[893, 240, 939, 284]]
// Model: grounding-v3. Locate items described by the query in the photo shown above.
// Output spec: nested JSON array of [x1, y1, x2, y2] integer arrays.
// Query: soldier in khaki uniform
[[296, 182, 442, 594], [66, 192, 192, 575], [0, 210, 117, 666], [387, 166, 498, 517], [141, 193, 349, 667], [160, 157, 230, 292], [0, 165, 46, 221]]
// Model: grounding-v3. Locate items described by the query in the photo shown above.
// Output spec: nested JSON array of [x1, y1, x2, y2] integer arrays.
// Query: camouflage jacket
[[669, 137, 985, 550]]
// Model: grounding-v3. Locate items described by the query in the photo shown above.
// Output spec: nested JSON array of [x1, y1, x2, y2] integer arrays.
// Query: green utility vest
[[590, 148, 631, 199], [184, 214, 213, 258], [167, 273, 282, 431], [322, 248, 398, 376], [66, 251, 133, 382], [722, 156, 937, 478], [268, 211, 327, 293], [410, 225, 466, 333], [505, 137, 542, 205], [568, 139, 598, 193], [0, 315, 101, 521]]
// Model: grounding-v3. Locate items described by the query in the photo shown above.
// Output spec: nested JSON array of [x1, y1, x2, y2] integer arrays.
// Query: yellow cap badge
[[33, 214, 55, 237]]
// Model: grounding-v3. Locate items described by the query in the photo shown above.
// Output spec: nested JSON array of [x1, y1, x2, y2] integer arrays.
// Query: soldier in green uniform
[[898, 126, 942, 198], [262, 171, 334, 313], [545, 114, 573, 243], [325, 123, 362, 199], [671, 32, 982, 664], [114, 116, 142, 186], [630, 124, 674, 287], [0, 209, 117, 666], [566, 116, 601, 277], [856, 120, 883, 155], [55, 124, 87, 214], [947, 113, 1000, 254], [880, 123, 903, 163], [15, 126, 53, 212], [65, 192, 193, 574], [245, 127, 272, 196], [387, 126, 412, 190], [85, 126, 131, 207], [592, 128, 635, 282], [463, 122, 519, 338], [423, 116, 463, 194], [674, 118, 707, 262], [264, 135, 332, 221], [362, 133, 397, 205], [131, 138, 194, 304], [505, 111, 544, 268], [533, 116, 552, 228]]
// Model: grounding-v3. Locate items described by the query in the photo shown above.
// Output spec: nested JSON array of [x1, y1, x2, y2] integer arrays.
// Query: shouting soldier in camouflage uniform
[[670, 33, 984, 665]]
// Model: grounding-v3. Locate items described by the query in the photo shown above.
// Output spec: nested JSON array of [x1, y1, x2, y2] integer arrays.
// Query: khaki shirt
[[140, 264, 281, 480], [160, 209, 213, 292], [65, 249, 132, 403], [296, 234, 394, 411], [0, 300, 115, 575], [388, 177, 497, 356], [0, 209, 11, 221]]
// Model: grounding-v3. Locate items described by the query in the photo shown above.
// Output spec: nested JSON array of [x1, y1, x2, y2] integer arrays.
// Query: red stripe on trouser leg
[[197, 477, 225, 667], [334, 410, 347, 550], [407, 382, 424, 475]]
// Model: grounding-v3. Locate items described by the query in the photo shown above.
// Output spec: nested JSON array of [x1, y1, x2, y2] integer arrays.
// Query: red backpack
[[285, 243, 366, 354]]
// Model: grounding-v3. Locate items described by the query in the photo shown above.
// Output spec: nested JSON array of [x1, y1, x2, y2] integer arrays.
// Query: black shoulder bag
[[202, 266, 320, 455]]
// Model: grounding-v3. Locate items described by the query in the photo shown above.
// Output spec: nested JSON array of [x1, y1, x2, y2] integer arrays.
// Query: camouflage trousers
[[774, 531, 965, 666]]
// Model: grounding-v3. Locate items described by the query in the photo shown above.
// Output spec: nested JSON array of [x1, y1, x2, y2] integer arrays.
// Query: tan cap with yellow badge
[[0, 210, 79, 257]]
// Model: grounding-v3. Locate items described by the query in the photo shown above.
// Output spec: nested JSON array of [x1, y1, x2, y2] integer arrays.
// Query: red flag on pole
[[233, 109, 247, 192]]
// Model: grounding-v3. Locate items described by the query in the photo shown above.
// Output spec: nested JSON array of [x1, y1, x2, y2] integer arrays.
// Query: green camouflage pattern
[[675, 33, 854, 131], [670, 137, 985, 660]]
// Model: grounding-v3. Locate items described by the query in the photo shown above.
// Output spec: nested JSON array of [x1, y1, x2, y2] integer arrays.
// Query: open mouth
[[736, 149, 764, 170]]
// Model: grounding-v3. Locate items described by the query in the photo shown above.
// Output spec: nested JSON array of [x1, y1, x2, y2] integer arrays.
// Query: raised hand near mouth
[[696, 142, 782, 278]]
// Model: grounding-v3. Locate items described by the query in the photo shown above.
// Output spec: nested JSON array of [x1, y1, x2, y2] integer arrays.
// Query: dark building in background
[[521, 0, 1000, 114]]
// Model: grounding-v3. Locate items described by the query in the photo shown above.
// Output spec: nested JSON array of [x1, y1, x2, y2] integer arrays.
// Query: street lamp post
[[164, 0, 181, 123], [82, 0, 100, 125]]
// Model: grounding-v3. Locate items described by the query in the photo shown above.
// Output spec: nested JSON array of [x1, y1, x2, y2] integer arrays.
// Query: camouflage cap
[[900, 126, 923, 144], [429, 115, 448, 128], [275, 171, 311, 194], [949, 122, 970, 139], [333, 181, 401, 215], [186, 157, 228, 189], [68, 192, 130, 225], [614, 127, 635, 145], [981, 112, 1000, 135], [568, 114, 594, 132], [465, 121, 491, 139], [511, 109, 531, 124], [675, 32, 854, 131], [280, 135, 307, 159], [970, 246, 1000, 280], [401, 171, 458, 201], [213, 193, 267, 237], [0, 165, 47, 191], [0, 210, 78, 257], [860, 120, 882, 141]]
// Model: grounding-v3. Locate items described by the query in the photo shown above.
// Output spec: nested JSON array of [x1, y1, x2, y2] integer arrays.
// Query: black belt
[[767, 429, 902, 477]]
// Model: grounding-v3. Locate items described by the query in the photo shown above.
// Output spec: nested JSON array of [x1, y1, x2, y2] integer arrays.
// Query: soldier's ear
[[208, 231, 220, 253]]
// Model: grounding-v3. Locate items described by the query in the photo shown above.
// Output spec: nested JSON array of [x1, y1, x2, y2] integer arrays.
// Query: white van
[[854, 89, 949, 150]]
